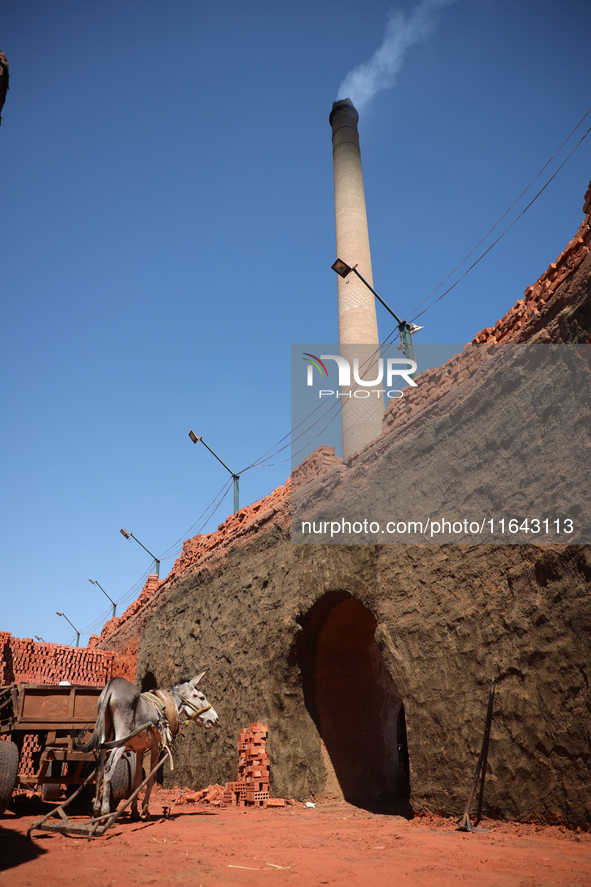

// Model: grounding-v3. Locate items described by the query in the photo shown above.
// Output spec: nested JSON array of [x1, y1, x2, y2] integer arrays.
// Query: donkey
[[75, 672, 218, 820]]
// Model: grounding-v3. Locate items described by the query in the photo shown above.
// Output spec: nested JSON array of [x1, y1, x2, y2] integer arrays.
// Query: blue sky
[[2, 0, 590, 646]]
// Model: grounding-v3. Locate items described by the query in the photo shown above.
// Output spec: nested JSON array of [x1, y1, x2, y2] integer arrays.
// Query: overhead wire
[[237, 107, 591, 476], [156, 477, 234, 561], [405, 109, 591, 324], [76, 478, 236, 639], [63, 107, 591, 646]]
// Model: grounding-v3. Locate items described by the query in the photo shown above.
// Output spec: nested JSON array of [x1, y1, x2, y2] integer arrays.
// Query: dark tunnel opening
[[296, 591, 412, 815]]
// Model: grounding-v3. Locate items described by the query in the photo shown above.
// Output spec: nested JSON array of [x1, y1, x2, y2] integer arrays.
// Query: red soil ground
[[1, 788, 590, 887]]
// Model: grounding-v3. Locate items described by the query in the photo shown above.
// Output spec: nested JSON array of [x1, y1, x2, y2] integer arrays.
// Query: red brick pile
[[0, 632, 114, 686], [291, 445, 342, 490], [0, 633, 114, 785], [165, 485, 290, 583], [473, 183, 591, 345], [14, 733, 43, 778], [381, 343, 494, 439], [173, 723, 286, 809], [222, 722, 273, 807], [98, 574, 162, 641], [0, 721, 44, 781]]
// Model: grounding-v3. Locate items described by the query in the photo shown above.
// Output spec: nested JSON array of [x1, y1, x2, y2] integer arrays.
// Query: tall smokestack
[[330, 98, 383, 458]]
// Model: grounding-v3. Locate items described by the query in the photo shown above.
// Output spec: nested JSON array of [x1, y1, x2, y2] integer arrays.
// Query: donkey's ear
[[190, 670, 208, 687]]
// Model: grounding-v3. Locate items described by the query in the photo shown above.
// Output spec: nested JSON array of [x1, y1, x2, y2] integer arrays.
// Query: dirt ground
[[1, 788, 590, 887]]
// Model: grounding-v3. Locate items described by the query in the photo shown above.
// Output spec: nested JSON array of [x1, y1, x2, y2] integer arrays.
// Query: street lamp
[[56, 612, 80, 647], [120, 529, 161, 577], [331, 258, 422, 370], [89, 579, 117, 618], [188, 431, 240, 513]]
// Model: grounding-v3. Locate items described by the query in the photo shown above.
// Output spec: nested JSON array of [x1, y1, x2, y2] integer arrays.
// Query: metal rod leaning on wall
[[458, 678, 495, 833]]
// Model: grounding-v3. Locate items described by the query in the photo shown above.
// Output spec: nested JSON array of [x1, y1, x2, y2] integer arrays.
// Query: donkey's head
[[173, 671, 218, 729]]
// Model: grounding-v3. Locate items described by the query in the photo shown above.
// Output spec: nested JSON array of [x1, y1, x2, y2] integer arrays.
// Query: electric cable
[[57, 108, 591, 646], [230, 106, 590, 482], [405, 111, 591, 323]]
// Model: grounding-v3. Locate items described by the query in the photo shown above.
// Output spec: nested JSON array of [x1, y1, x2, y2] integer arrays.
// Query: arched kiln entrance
[[296, 591, 410, 811]]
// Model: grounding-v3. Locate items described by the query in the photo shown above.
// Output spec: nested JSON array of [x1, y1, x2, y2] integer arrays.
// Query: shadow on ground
[[0, 821, 48, 871]]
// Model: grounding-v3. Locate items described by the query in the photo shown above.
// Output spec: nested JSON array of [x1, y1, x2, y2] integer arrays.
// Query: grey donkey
[[75, 673, 218, 819]]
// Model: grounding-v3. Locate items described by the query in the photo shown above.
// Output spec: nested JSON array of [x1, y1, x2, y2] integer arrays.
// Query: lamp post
[[56, 612, 80, 647], [89, 579, 117, 618], [188, 431, 240, 513], [120, 529, 161, 577], [331, 258, 422, 371]]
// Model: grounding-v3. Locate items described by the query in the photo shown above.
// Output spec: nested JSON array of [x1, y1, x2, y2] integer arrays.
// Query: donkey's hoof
[[140, 809, 151, 821]]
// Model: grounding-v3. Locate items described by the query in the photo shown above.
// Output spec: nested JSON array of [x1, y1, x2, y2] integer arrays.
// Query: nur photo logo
[[302, 352, 417, 399]]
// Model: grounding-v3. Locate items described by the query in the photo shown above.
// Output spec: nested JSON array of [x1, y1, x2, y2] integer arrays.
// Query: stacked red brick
[[291, 445, 343, 491], [0, 632, 114, 781], [0, 633, 114, 686], [98, 574, 162, 642], [223, 722, 272, 807], [472, 184, 591, 345], [166, 484, 290, 583], [381, 184, 591, 457], [13, 733, 42, 778], [0, 632, 11, 683]]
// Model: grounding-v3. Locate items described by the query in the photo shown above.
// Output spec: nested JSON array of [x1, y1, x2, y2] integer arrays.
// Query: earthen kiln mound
[[95, 184, 591, 827]]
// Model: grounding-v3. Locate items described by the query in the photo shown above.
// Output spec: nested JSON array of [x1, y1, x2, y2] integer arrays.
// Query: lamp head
[[331, 258, 353, 279], [120, 528, 131, 539], [188, 430, 201, 444], [56, 611, 63, 617]]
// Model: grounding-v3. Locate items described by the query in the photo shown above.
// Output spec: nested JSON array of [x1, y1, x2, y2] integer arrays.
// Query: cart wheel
[[109, 752, 134, 811], [0, 741, 19, 815], [41, 761, 63, 802]]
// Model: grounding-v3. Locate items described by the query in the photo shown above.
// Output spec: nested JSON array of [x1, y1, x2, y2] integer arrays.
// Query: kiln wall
[[135, 521, 591, 826], [104, 181, 591, 826]]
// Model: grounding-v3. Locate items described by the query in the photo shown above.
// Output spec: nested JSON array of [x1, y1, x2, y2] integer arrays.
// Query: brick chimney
[[330, 98, 383, 458]]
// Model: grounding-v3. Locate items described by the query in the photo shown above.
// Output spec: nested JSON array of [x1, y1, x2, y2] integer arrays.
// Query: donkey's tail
[[73, 687, 111, 752]]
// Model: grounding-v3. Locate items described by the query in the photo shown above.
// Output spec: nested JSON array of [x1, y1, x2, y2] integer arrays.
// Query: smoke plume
[[336, 0, 456, 111]]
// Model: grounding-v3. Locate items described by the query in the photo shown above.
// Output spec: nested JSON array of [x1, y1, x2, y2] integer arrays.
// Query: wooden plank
[[14, 685, 102, 726], [10, 721, 97, 730]]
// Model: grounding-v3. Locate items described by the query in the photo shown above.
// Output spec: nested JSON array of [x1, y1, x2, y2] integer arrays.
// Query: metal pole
[[351, 267, 403, 324], [458, 679, 496, 833], [350, 267, 417, 371], [57, 612, 81, 647], [198, 438, 236, 478], [89, 580, 117, 618], [131, 534, 160, 576], [475, 680, 495, 826], [189, 433, 240, 513], [121, 530, 161, 576]]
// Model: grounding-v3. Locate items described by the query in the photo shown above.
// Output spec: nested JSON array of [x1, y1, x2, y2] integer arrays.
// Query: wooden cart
[[0, 682, 107, 813]]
